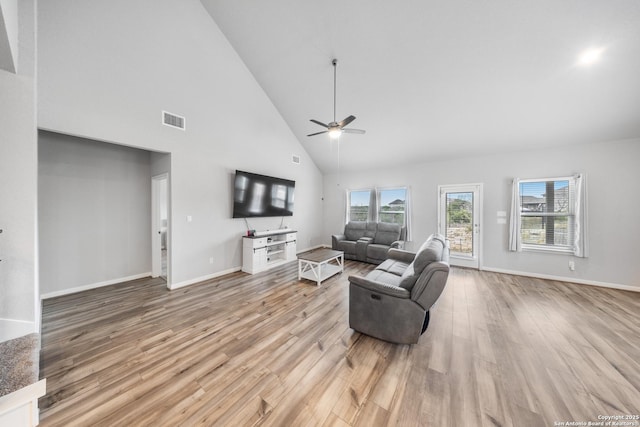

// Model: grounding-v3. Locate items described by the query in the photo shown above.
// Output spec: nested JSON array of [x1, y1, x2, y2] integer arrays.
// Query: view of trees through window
[[349, 190, 371, 222], [348, 188, 407, 225], [445, 192, 473, 255], [519, 180, 572, 247], [378, 188, 406, 225]]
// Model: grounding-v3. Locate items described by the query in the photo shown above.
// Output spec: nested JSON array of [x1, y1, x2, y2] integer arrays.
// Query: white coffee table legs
[[298, 253, 344, 286]]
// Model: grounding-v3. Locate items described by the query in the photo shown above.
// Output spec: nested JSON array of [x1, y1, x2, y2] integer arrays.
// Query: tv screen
[[233, 170, 295, 218]]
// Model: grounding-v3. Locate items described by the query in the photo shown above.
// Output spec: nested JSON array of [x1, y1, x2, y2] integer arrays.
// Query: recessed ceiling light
[[577, 47, 604, 66]]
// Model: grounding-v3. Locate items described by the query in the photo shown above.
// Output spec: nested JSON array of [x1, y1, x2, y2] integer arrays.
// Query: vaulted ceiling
[[201, 0, 640, 174]]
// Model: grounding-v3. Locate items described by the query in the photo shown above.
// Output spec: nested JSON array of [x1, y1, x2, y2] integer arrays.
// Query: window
[[517, 177, 576, 252], [348, 190, 373, 222], [378, 188, 407, 226], [346, 186, 413, 240]]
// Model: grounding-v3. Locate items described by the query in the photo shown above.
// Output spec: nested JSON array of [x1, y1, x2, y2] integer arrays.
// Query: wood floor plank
[[39, 259, 640, 426]]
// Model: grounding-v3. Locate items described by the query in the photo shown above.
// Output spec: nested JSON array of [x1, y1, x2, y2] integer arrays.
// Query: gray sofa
[[348, 233, 450, 344], [332, 221, 405, 264]]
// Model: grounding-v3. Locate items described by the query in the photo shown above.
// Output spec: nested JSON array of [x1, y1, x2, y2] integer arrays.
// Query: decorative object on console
[[332, 221, 405, 264], [348, 234, 450, 344]]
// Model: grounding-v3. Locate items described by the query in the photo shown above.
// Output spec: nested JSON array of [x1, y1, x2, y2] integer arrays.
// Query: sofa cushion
[[396, 237, 444, 290], [398, 263, 419, 289], [345, 222, 367, 241], [413, 237, 445, 274], [365, 270, 403, 287], [366, 244, 391, 262], [364, 222, 378, 238], [376, 259, 395, 271], [376, 259, 410, 276], [374, 222, 402, 245], [430, 233, 447, 247], [337, 240, 357, 255]]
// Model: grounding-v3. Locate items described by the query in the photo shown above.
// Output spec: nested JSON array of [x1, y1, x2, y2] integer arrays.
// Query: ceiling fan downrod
[[332, 58, 338, 123], [306, 58, 366, 138]]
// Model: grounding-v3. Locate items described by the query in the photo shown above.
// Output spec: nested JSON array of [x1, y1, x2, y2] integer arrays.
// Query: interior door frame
[[151, 173, 169, 285], [438, 183, 483, 269]]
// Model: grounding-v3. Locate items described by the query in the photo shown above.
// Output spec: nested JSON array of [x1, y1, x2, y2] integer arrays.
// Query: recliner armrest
[[411, 262, 450, 310], [387, 248, 416, 264], [390, 240, 405, 250], [331, 234, 346, 249], [348, 275, 411, 299]]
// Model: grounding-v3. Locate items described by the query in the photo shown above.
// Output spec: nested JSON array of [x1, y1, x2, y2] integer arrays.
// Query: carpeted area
[[0, 333, 40, 397]]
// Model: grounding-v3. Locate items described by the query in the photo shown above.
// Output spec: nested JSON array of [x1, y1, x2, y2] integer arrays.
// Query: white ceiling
[[200, 0, 640, 174]]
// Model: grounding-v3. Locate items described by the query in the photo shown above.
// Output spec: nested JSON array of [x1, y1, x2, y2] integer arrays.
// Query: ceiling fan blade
[[338, 115, 356, 128], [310, 119, 329, 128], [342, 128, 366, 134], [307, 130, 329, 137]]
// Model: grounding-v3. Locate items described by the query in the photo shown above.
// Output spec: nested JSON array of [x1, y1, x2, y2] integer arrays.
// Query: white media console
[[242, 230, 297, 274]]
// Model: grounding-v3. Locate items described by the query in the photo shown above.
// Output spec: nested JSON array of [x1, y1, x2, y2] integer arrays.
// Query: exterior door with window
[[438, 184, 482, 269]]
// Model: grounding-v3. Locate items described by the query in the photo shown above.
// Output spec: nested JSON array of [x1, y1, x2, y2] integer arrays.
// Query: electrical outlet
[[209, 257, 214, 264], [569, 260, 575, 271]]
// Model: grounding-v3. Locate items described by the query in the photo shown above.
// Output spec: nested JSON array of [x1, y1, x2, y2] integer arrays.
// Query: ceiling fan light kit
[[307, 58, 366, 139], [328, 128, 342, 139]]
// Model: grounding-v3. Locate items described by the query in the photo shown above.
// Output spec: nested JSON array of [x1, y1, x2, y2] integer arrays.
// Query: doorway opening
[[152, 173, 169, 282]]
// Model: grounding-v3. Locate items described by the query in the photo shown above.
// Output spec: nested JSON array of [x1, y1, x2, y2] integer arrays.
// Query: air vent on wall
[[292, 155, 301, 165], [162, 111, 186, 130]]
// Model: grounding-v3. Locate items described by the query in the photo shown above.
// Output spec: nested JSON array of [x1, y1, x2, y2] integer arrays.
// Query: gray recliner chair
[[348, 234, 450, 344]]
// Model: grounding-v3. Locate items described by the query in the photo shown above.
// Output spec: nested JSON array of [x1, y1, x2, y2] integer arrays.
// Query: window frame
[[346, 188, 374, 223], [518, 176, 576, 254], [377, 187, 408, 227]]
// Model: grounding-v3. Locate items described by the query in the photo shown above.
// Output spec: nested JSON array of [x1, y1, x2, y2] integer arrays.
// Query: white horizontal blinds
[[519, 177, 576, 250]]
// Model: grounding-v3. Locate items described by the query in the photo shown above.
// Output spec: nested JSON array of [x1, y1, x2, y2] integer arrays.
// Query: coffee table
[[298, 249, 344, 286]]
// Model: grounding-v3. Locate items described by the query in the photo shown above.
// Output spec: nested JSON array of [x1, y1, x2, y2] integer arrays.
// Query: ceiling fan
[[307, 59, 366, 139]]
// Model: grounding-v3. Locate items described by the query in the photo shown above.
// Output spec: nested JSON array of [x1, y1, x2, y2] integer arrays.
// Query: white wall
[[37, 0, 324, 289], [323, 139, 640, 290], [0, 73, 37, 339], [0, 0, 36, 341], [38, 131, 152, 296]]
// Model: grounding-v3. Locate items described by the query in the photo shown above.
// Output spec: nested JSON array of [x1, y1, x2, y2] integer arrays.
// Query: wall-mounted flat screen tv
[[233, 170, 295, 218]]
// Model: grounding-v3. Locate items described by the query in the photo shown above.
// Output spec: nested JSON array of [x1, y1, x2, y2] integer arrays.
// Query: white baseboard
[[40, 272, 152, 300], [170, 267, 242, 290], [480, 267, 639, 293], [171, 247, 328, 290], [0, 319, 36, 343]]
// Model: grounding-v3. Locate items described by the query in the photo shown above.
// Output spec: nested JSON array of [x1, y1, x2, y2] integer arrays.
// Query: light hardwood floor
[[39, 259, 640, 426]]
